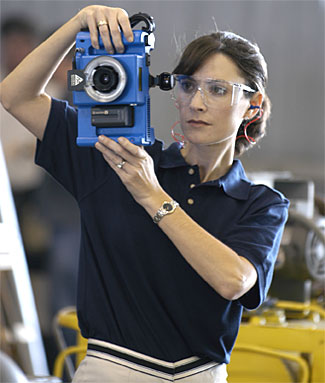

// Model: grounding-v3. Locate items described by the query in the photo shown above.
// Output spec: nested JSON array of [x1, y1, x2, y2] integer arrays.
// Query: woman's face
[[177, 53, 252, 148]]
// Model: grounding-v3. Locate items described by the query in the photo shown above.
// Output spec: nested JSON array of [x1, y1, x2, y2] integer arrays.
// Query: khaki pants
[[72, 339, 228, 383]]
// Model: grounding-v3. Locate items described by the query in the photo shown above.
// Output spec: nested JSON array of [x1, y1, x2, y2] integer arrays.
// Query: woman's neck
[[180, 142, 235, 183]]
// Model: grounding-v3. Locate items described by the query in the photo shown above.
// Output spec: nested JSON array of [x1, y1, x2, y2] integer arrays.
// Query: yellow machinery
[[52, 307, 87, 381], [228, 300, 325, 383]]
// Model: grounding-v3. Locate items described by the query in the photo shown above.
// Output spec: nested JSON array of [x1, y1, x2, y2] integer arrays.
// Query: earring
[[236, 108, 264, 145], [171, 121, 185, 146]]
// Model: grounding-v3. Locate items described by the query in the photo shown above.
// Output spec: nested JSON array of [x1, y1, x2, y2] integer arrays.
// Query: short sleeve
[[223, 189, 289, 310], [35, 98, 110, 201]]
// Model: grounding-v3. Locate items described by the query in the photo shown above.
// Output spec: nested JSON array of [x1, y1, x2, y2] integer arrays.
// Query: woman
[[0, 5, 289, 383]]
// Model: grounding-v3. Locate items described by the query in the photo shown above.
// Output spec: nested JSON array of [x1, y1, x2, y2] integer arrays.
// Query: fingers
[[117, 9, 134, 43], [95, 141, 126, 170], [87, 14, 100, 50], [117, 137, 146, 159], [97, 20, 115, 53], [84, 6, 133, 53], [95, 136, 146, 165], [105, 16, 123, 53]]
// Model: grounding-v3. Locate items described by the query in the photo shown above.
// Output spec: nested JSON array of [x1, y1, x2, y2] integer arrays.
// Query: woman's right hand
[[76, 5, 134, 53]]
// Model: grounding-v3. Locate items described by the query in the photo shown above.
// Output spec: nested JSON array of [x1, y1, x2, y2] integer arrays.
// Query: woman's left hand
[[95, 135, 164, 206]]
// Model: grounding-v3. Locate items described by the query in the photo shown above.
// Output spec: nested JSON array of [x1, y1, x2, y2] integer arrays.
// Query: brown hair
[[173, 31, 271, 156]]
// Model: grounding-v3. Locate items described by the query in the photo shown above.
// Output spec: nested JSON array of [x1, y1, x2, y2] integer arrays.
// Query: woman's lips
[[187, 119, 211, 126]]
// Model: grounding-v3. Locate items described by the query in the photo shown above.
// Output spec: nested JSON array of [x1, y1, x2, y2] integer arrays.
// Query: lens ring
[[84, 56, 127, 102]]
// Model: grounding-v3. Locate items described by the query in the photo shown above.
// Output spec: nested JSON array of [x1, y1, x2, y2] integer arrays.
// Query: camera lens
[[93, 66, 118, 93], [84, 56, 127, 102]]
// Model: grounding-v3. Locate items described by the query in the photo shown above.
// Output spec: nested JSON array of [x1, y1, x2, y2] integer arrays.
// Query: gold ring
[[97, 20, 108, 28]]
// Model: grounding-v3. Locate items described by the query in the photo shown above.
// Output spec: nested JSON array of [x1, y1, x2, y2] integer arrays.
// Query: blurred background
[[0, 0, 324, 380]]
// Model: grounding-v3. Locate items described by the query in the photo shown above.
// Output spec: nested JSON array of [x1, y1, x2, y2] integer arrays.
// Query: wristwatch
[[153, 200, 179, 224]]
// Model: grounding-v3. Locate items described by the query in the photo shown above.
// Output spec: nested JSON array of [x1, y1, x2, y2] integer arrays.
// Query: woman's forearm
[[143, 192, 257, 300]]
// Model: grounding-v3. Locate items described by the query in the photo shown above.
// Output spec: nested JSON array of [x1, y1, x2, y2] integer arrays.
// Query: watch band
[[153, 200, 179, 224]]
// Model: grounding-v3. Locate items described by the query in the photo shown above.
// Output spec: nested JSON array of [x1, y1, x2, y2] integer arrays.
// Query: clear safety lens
[[172, 75, 255, 108]]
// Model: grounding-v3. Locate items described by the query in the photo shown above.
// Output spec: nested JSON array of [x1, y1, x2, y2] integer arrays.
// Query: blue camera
[[68, 13, 174, 147]]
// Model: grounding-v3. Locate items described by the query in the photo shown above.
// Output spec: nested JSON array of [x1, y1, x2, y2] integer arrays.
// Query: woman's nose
[[189, 87, 208, 110]]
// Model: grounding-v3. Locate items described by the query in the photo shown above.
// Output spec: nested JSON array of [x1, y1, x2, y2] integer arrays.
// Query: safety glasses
[[173, 75, 256, 108]]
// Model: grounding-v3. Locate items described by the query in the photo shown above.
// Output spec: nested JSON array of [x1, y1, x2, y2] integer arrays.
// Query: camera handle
[[149, 73, 175, 91], [129, 12, 155, 34]]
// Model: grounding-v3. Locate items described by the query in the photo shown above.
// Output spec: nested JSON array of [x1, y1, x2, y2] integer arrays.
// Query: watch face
[[163, 202, 173, 212]]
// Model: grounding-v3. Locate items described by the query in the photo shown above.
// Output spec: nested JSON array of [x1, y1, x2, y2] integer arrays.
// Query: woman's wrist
[[66, 13, 84, 38], [140, 191, 176, 219], [74, 8, 88, 30]]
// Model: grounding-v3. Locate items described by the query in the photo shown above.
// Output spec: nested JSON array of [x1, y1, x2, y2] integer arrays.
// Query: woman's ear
[[243, 92, 263, 120]]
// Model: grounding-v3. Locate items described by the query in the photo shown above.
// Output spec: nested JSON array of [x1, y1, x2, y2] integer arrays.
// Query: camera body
[[68, 29, 156, 146]]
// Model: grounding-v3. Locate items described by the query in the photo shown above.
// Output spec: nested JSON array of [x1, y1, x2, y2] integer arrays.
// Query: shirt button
[[188, 168, 195, 175], [189, 184, 196, 189], [187, 198, 194, 205]]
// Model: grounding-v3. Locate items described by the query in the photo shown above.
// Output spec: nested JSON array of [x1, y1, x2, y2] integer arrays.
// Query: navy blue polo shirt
[[35, 98, 289, 364]]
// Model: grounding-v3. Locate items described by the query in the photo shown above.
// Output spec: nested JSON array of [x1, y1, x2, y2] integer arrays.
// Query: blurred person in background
[[1, 17, 38, 75]]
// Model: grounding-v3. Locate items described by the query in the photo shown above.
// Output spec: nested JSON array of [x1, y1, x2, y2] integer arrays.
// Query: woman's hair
[[173, 31, 271, 156]]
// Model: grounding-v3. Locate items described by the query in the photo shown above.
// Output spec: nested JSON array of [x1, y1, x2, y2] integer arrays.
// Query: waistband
[[87, 338, 220, 381]]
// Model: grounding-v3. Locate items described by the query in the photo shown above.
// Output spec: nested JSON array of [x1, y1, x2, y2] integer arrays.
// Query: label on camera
[[68, 70, 86, 90], [72, 74, 83, 86]]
